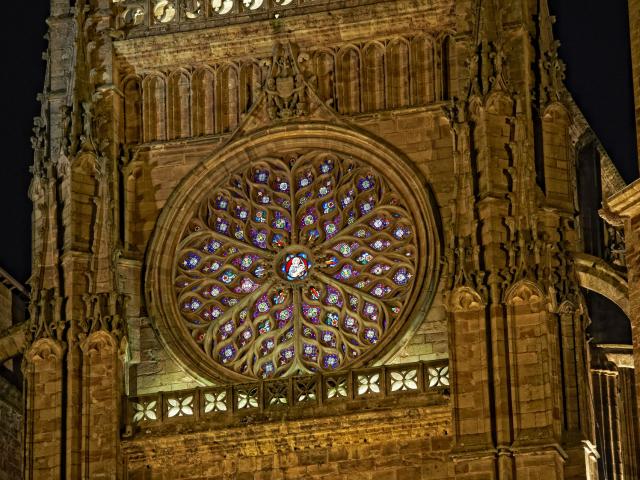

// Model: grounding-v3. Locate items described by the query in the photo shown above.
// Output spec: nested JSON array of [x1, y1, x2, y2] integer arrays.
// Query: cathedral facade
[[2, 0, 639, 478]]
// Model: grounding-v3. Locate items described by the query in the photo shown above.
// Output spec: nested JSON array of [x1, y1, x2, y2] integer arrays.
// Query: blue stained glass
[[182, 253, 201, 270]]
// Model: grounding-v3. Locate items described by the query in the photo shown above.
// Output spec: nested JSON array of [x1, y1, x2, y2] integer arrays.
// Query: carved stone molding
[[445, 286, 485, 312], [25, 338, 65, 365], [504, 280, 545, 312]]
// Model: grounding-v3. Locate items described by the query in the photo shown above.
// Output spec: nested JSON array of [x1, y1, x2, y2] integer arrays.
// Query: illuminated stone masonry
[[16, 0, 640, 478], [113, 0, 404, 33]]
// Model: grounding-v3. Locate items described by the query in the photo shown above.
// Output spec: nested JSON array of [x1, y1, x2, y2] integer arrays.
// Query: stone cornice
[[606, 178, 640, 218]]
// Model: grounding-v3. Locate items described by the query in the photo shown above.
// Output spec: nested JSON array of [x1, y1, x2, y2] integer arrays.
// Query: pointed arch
[[215, 64, 239, 134], [445, 286, 485, 312], [439, 34, 455, 101], [168, 69, 192, 140], [192, 67, 216, 137], [505, 279, 545, 308], [142, 74, 167, 142], [362, 42, 385, 112], [386, 38, 410, 109], [410, 35, 436, 105], [336, 46, 361, 114], [124, 164, 144, 254], [122, 75, 142, 145], [239, 61, 261, 115]]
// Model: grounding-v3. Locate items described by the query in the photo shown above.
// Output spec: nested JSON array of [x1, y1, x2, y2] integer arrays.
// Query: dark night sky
[[0, 2, 637, 284]]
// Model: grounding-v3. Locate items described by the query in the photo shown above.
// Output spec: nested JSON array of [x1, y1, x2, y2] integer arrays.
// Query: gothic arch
[[142, 73, 167, 142], [445, 286, 485, 312], [410, 34, 436, 105], [505, 279, 545, 310], [81, 330, 118, 357], [336, 46, 361, 114], [485, 90, 515, 115], [167, 69, 192, 140], [145, 123, 442, 383], [386, 38, 410, 108], [239, 61, 262, 115], [215, 64, 239, 134], [25, 338, 65, 365], [361, 42, 386, 112], [313, 49, 336, 106], [438, 33, 455, 101], [122, 75, 142, 145], [192, 66, 216, 137]]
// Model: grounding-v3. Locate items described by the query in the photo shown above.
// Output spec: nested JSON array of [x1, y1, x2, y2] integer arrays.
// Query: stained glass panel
[[174, 151, 419, 379]]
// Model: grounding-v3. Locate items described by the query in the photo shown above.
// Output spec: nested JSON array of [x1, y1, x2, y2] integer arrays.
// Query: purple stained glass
[[254, 169, 269, 184], [363, 302, 379, 321], [364, 328, 378, 344], [271, 212, 291, 231], [343, 315, 358, 333], [324, 312, 339, 327], [323, 354, 339, 369], [359, 197, 376, 215], [357, 175, 375, 192], [370, 239, 391, 251], [250, 229, 268, 249], [320, 330, 336, 347], [303, 303, 321, 322], [324, 285, 343, 307], [203, 239, 222, 254], [302, 326, 316, 339], [215, 195, 229, 210], [393, 225, 412, 239], [183, 297, 202, 312], [234, 278, 260, 294], [215, 217, 230, 234], [220, 345, 236, 363], [253, 294, 271, 318], [175, 153, 421, 379], [341, 190, 355, 208], [219, 321, 235, 340], [182, 253, 201, 270], [393, 268, 412, 286], [370, 216, 390, 231], [279, 347, 295, 365], [235, 205, 249, 221], [370, 283, 391, 298], [302, 344, 318, 360], [233, 254, 259, 271], [334, 264, 358, 281]]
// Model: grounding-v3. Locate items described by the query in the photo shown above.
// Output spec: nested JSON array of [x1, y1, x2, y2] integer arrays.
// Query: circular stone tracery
[[170, 146, 431, 381]]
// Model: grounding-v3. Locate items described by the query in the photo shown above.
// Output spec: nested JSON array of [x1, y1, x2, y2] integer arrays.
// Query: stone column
[[604, 348, 640, 478], [24, 339, 66, 480], [81, 331, 123, 479]]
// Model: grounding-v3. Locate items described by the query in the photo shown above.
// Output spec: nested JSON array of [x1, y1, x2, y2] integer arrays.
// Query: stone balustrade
[[125, 360, 449, 433], [112, 0, 391, 34]]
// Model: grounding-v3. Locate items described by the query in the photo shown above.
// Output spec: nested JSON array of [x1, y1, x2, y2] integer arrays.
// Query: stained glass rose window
[[173, 150, 424, 380]]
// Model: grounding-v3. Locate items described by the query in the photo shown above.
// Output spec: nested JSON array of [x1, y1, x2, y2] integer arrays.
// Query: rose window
[[173, 150, 422, 380]]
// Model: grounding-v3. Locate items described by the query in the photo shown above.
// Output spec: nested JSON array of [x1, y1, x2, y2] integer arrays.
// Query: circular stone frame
[[145, 123, 442, 384]]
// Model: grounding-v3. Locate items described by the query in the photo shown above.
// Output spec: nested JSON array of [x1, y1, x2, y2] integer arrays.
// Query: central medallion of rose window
[[174, 151, 419, 380], [281, 252, 311, 281]]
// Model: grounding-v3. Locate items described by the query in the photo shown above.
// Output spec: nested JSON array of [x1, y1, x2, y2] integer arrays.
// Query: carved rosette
[[147, 125, 441, 382]]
